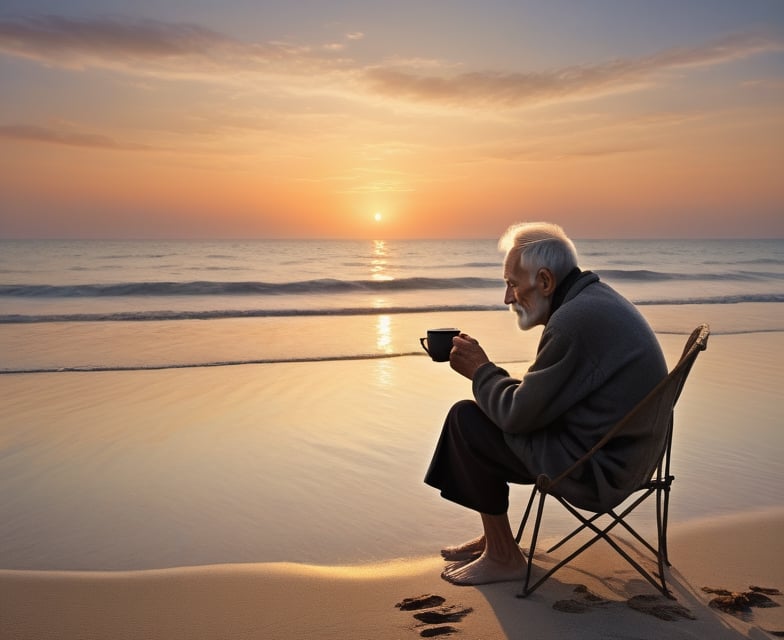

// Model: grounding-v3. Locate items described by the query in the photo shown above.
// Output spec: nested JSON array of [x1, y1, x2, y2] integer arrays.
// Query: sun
[[374, 212, 383, 222]]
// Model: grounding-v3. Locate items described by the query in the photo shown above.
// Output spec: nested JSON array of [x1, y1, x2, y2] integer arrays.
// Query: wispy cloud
[[0, 15, 227, 63], [489, 143, 649, 163], [741, 77, 784, 90], [0, 15, 780, 109], [0, 123, 151, 149], [0, 15, 349, 77], [362, 33, 783, 107]]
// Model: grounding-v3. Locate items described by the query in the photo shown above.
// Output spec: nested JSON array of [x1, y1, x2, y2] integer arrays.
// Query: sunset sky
[[1, 1, 782, 239]]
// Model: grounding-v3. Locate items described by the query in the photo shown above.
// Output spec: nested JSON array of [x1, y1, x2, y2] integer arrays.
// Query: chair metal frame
[[515, 324, 710, 599]]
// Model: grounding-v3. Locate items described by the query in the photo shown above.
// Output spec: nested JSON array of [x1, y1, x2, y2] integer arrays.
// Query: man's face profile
[[503, 251, 551, 330]]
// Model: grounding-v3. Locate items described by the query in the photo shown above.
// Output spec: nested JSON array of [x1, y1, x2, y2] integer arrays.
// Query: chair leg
[[604, 492, 672, 598], [563, 498, 673, 598], [653, 482, 672, 598], [518, 492, 674, 599], [519, 495, 619, 597], [518, 489, 546, 598], [515, 485, 538, 544], [598, 530, 672, 598], [659, 481, 673, 567], [549, 488, 660, 557], [546, 511, 603, 554], [519, 501, 622, 598]]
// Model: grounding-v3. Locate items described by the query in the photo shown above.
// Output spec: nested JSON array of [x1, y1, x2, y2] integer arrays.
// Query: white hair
[[498, 222, 579, 281]]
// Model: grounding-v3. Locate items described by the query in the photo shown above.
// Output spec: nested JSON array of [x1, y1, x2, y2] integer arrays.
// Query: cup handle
[[419, 337, 431, 357]]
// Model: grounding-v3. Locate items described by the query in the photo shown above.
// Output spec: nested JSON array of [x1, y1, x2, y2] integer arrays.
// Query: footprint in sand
[[419, 626, 459, 637], [552, 584, 615, 614], [627, 594, 697, 621], [396, 594, 472, 637], [553, 585, 697, 622], [413, 607, 473, 624], [396, 594, 446, 611]]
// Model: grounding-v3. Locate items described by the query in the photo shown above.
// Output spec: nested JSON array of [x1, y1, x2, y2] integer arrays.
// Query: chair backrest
[[607, 324, 710, 492], [549, 324, 710, 502]]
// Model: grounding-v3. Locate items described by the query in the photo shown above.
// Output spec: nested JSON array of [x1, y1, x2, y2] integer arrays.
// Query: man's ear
[[537, 268, 557, 296]]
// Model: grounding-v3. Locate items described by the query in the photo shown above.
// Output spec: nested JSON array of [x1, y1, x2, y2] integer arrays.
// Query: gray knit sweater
[[472, 271, 667, 512]]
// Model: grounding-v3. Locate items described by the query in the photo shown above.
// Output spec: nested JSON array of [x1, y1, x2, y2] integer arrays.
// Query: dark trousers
[[424, 399, 536, 516]]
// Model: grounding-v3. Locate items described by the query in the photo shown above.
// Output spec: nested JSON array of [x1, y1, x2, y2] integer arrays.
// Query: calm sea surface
[[1, 238, 782, 369], [0, 238, 782, 571]]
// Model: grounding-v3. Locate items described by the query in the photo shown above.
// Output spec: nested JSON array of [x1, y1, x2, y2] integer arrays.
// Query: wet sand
[[1, 315, 782, 637]]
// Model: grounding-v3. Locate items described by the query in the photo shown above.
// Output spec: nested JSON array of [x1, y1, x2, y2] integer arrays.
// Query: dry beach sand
[[1, 508, 782, 639]]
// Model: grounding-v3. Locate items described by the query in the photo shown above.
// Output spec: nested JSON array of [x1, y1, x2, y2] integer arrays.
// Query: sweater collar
[[549, 267, 588, 316]]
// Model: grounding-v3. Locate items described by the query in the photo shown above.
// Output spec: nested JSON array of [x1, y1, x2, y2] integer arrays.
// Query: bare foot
[[441, 549, 527, 586], [442, 558, 474, 575], [441, 535, 485, 561]]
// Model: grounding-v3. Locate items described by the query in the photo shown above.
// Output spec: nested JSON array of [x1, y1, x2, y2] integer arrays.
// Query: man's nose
[[504, 285, 515, 305]]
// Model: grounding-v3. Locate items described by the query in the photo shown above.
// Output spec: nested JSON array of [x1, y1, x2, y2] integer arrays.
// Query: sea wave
[[1, 268, 782, 299], [598, 269, 783, 281], [703, 258, 784, 266], [0, 277, 500, 298], [1, 294, 782, 324], [634, 294, 784, 305], [0, 304, 502, 323]]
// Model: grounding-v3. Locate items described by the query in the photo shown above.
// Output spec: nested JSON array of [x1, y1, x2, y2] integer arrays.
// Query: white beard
[[510, 296, 550, 330]]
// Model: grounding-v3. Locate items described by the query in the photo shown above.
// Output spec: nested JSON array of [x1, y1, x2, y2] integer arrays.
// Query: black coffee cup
[[420, 328, 460, 362]]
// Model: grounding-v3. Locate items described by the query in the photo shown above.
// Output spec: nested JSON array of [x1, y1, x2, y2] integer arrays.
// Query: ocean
[[0, 238, 782, 571], [1, 238, 782, 372]]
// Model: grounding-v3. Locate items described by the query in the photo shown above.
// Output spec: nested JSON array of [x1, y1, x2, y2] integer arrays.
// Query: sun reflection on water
[[371, 240, 393, 282], [373, 242, 395, 387], [374, 358, 394, 388], [373, 315, 396, 388], [376, 314, 392, 353]]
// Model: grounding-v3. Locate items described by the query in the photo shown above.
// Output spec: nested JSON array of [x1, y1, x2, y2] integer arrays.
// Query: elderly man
[[425, 222, 667, 585]]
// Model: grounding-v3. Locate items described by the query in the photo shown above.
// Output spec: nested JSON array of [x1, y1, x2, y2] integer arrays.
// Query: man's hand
[[449, 333, 490, 380]]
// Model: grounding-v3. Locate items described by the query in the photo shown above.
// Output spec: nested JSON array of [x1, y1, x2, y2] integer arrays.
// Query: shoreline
[[2, 508, 781, 639], [2, 304, 782, 375], [6, 504, 780, 575]]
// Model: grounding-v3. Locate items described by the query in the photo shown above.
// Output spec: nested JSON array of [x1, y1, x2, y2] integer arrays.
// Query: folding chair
[[515, 324, 710, 599]]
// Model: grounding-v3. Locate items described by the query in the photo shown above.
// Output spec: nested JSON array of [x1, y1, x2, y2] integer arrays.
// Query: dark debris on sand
[[703, 585, 781, 614], [750, 586, 782, 596], [703, 584, 783, 636]]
